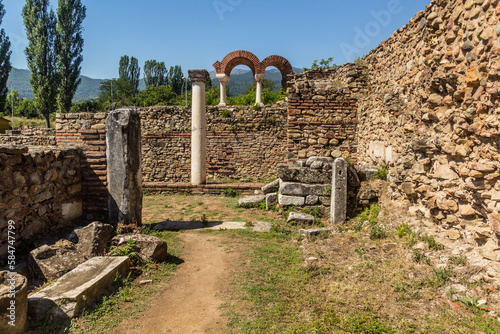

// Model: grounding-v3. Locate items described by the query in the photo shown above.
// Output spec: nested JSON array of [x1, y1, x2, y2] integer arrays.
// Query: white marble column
[[254, 73, 265, 107], [188, 69, 210, 185], [216, 73, 230, 106]]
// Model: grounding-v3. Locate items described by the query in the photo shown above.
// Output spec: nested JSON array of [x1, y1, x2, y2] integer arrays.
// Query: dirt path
[[116, 231, 238, 334]]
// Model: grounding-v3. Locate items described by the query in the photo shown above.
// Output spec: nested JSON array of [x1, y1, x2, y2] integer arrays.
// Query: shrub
[[220, 109, 231, 118], [222, 186, 238, 198], [376, 164, 388, 180]]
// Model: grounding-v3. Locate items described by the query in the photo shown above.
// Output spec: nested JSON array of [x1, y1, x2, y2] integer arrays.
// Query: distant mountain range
[[7, 66, 303, 101]]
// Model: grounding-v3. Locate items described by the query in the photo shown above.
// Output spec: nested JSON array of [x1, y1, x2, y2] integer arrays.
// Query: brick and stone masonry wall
[[0, 128, 56, 146], [286, 65, 367, 162], [56, 113, 108, 222], [0, 145, 82, 257], [289, 0, 500, 274]]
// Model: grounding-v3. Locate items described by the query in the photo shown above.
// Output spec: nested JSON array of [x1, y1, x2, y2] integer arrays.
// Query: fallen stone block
[[306, 156, 334, 169], [261, 179, 280, 194], [29, 243, 87, 281], [277, 164, 331, 184], [238, 195, 265, 208], [280, 182, 330, 197], [68, 221, 114, 257], [112, 234, 168, 262], [278, 194, 305, 206], [153, 221, 205, 231], [354, 166, 378, 181], [299, 228, 331, 238], [0, 272, 28, 334], [266, 193, 278, 210], [287, 212, 315, 225], [28, 256, 130, 322]]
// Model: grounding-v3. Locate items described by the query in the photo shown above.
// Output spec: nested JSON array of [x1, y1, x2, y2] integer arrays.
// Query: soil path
[[116, 231, 238, 334]]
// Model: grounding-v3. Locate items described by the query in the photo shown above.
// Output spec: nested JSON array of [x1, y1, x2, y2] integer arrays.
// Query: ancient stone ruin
[[1, 0, 500, 327]]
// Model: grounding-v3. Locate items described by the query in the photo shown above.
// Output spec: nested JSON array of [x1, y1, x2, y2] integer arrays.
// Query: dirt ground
[[115, 231, 238, 334]]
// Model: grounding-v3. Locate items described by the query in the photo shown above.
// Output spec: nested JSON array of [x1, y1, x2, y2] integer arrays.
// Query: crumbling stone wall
[[0, 145, 82, 257], [0, 128, 56, 146], [141, 104, 287, 182], [286, 65, 367, 161]]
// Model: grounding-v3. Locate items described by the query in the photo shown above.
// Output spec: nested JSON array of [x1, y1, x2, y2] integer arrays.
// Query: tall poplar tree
[[168, 65, 184, 95], [144, 60, 167, 88], [23, 0, 57, 128], [56, 0, 86, 113], [0, 0, 12, 115], [119, 55, 140, 97]]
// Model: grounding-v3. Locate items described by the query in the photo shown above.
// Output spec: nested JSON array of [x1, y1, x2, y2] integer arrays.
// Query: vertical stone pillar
[[254, 73, 265, 106], [216, 73, 230, 107], [106, 108, 142, 226], [330, 158, 347, 224], [189, 69, 210, 185]]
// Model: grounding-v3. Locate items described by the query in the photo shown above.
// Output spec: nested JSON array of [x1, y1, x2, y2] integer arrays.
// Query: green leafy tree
[[0, 0, 12, 115], [55, 0, 86, 113], [134, 85, 176, 107], [303, 57, 337, 71], [143, 60, 167, 87], [119, 55, 140, 97], [245, 78, 275, 94], [23, 0, 58, 128], [168, 65, 184, 95]]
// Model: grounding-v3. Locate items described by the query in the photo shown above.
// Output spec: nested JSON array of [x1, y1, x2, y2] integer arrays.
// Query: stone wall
[[56, 113, 108, 222], [0, 127, 56, 146], [0, 145, 82, 257], [286, 65, 367, 161]]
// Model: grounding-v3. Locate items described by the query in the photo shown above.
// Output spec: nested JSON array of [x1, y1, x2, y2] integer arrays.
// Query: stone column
[[106, 108, 142, 226], [254, 73, 265, 107], [216, 73, 230, 107], [330, 158, 347, 224], [188, 69, 210, 185]]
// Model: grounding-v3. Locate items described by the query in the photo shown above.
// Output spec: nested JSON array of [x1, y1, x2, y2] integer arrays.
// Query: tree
[[168, 65, 184, 95], [119, 55, 140, 96], [144, 60, 167, 88], [23, 0, 58, 128], [56, 0, 86, 113], [0, 0, 12, 115], [134, 85, 176, 107]]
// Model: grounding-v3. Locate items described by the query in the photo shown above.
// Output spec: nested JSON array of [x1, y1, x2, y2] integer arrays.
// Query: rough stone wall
[[0, 145, 82, 257], [140, 104, 287, 182], [0, 128, 56, 146], [56, 113, 108, 222], [286, 65, 367, 161]]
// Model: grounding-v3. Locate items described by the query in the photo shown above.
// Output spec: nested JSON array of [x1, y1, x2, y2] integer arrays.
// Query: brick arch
[[261, 55, 294, 89], [213, 50, 263, 76]]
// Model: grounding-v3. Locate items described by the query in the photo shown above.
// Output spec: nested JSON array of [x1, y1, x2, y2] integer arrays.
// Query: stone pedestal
[[330, 158, 347, 224], [189, 69, 210, 185], [254, 73, 265, 106], [0, 272, 28, 334], [216, 73, 230, 106], [106, 108, 142, 226]]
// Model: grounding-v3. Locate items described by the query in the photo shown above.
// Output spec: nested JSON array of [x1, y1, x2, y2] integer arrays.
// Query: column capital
[[216, 73, 230, 83], [254, 73, 265, 82], [188, 69, 210, 83]]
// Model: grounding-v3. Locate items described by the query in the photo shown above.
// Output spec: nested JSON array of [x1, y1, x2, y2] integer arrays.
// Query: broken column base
[[28, 256, 130, 322]]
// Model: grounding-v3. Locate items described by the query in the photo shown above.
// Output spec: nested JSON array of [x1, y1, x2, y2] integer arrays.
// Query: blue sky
[[2, 0, 430, 79]]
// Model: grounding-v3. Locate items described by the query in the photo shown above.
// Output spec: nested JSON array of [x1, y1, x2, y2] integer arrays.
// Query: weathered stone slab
[[0, 272, 28, 334], [331, 158, 347, 224], [299, 228, 331, 237], [306, 195, 319, 205], [28, 256, 130, 322], [266, 193, 278, 210], [279, 194, 305, 206], [68, 221, 114, 257], [287, 212, 315, 225], [112, 234, 168, 262], [29, 243, 87, 281], [277, 164, 331, 184], [106, 108, 142, 226], [0, 145, 28, 155], [238, 195, 265, 207], [354, 166, 378, 181], [280, 182, 330, 197], [306, 156, 334, 169], [261, 179, 280, 194], [153, 221, 204, 230]]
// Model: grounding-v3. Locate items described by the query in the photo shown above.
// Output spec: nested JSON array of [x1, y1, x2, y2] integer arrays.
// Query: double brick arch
[[213, 50, 293, 89]]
